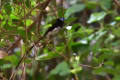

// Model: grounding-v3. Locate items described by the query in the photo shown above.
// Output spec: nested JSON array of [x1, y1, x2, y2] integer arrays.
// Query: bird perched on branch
[[30, 18, 65, 57], [15, 18, 65, 69], [43, 18, 65, 38]]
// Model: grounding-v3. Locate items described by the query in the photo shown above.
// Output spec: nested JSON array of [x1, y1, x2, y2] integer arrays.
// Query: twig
[[9, 40, 39, 80], [20, 37, 26, 80], [60, 0, 64, 18], [16, 0, 52, 68], [7, 2, 43, 55], [54, 48, 68, 61], [106, 74, 112, 80], [79, 61, 104, 69], [27, 0, 51, 34], [9, 70, 16, 80], [26, 17, 38, 33], [23, 0, 28, 41], [37, 0, 51, 34], [20, 63, 26, 80], [7, 36, 21, 54], [36, 11, 43, 34], [9, 0, 52, 79], [22, 2, 41, 19], [52, 1, 58, 18], [74, 74, 79, 80], [114, 0, 120, 7]]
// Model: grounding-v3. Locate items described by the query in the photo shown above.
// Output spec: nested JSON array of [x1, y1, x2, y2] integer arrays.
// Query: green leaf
[[113, 75, 120, 80], [115, 16, 120, 21], [58, 8, 65, 18], [35, 49, 59, 61], [87, 12, 107, 23], [0, 64, 12, 69], [31, 0, 36, 6], [10, 14, 19, 19], [94, 29, 107, 41], [104, 61, 114, 66], [35, 54, 50, 60], [86, 1, 98, 9], [4, 3, 12, 15], [26, 0, 31, 8], [70, 61, 82, 74], [4, 55, 19, 65], [17, 27, 25, 38], [65, 17, 77, 24], [65, 4, 85, 18], [49, 61, 70, 76], [70, 67, 82, 74], [112, 27, 120, 37], [26, 19, 33, 26], [38, 0, 44, 2], [100, 0, 112, 10], [93, 67, 106, 76], [0, 14, 3, 19], [71, 41, 89, 52]]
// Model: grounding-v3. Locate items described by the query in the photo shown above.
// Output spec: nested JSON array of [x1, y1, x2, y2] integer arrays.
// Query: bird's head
[[59, 18, 65, 21]]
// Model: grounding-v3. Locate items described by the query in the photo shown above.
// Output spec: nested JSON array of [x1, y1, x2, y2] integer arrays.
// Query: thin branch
[[20, 63, 26, 80], [23, 0, 28, 41], [79, 61, 104, 69], [52, 1, 58, 18], [26, 17, 38, 33], [6, 2, 43, 54], [16, 0, 52, 68], [60, 0, 64, 18], [36, 11, 43, 34], [7, 36, 21, 54], [7, 0, 51, 55], [27, 0, 51, 34], [9, 0, 52, 79], [9, 70, 16, 80], [22, 2, 41, 19], [37, 0, 51, 34], [20, 38, 26, 80], [106, 74, 112, 80], [54, 49, 68, 61], [114, 0, 120, 7]]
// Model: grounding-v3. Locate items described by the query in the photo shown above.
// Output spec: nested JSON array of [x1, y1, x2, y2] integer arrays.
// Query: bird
[[15, 18, 65, 68], [43, 18, 65, 38], [30, 18, 65, 56], [34, 17, 65, 45]]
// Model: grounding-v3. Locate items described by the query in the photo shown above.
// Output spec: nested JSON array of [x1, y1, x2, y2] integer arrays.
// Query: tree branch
[[114, 0, 120, 7], [9, 0, 52, 80]]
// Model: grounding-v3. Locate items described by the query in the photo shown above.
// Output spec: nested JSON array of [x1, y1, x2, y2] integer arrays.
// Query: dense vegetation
[[0, 0, 120, 80]]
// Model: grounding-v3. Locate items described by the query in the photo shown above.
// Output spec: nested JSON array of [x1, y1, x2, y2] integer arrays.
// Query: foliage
[[0, 0, 120, 80]]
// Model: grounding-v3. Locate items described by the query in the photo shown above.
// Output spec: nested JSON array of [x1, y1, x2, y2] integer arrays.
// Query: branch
[[7, 3, 41, 54], [23, 0, 28, 41], [23, 2, 42, 19], [7, 0, 51, 55], [9, 0, 52, 79], [7, 36, 21, 54], [27, 0, 51, 33], [79, 62, 104, 69], [114, 0, 120, 7], [37, 0, 51, 34]]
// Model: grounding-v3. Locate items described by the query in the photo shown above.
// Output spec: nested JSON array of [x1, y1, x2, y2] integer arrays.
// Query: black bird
[[43, 18, 65, 37], [15, 18, 65, 68], [30, 18, 65, 57]]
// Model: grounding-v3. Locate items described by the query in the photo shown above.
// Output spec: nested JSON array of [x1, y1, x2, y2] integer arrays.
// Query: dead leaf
[[0, 50, 8, 59]]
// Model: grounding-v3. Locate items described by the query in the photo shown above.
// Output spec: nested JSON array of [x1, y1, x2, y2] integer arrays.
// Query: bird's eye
[[59, 18, 65, 21]]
